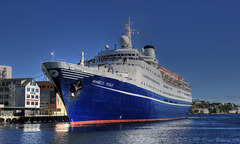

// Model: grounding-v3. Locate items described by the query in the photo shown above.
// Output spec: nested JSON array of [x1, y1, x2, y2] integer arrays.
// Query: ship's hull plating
[[43, 65, 192, 127]]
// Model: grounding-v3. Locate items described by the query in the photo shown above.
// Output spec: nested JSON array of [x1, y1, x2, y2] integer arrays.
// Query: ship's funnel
[[144, 45, 155, 58]]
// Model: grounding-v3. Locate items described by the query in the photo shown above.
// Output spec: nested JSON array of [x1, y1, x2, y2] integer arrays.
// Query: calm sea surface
[[0, 114, 240, 144]]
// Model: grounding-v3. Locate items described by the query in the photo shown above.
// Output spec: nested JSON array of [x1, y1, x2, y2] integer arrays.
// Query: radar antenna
[[122, 17, 138, 49]]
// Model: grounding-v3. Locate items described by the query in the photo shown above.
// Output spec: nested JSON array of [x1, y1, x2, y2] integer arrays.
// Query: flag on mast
[[51, 51, 54, 61]]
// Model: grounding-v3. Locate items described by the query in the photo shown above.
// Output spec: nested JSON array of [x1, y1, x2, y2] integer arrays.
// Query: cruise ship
[[42, 18, 192, 127]]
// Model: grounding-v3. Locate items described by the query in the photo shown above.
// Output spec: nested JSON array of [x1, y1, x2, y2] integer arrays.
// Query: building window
[[27, 88, 30, 91], [50, 91, 56, 104], [27, 101, 30, 105], [31, 95, 34, 99], [0, 88, 3, 92], [30, 80, 36, 86], [31, 88, 34, 92], [36, 89, 39, 92], [35, 102, 38, 105], [4, 101, 8, 106], [16, 81, 21, 85], [31, 102, 34, 105], [36, 95, 38, 99], [27, 94, 30, 98]]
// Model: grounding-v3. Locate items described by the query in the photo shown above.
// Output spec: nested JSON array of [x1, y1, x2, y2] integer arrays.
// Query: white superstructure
[[78, 18, 192, 104]]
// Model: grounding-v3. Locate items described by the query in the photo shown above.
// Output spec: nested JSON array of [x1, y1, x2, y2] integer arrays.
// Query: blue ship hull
[[47, 68, 192, 126]]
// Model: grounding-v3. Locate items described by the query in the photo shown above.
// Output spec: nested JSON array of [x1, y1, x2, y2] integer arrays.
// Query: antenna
[[121, 17, 139, 49]]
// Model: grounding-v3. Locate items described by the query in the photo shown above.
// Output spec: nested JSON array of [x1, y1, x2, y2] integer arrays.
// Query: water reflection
[[61, 119, 194, 144], [114, 119, 194, 144], [0, 119, 195, 144], [54, 123, 70, 132], [1, 115, 240, 144], [22, 124, 41, 132]]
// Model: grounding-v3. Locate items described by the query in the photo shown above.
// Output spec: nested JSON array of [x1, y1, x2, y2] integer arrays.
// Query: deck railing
[[41, 59, 66, 63]]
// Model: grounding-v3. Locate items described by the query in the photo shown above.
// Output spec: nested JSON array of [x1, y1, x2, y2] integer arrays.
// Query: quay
[[0, 115, 69, 124], [0, 106, 69, 124]]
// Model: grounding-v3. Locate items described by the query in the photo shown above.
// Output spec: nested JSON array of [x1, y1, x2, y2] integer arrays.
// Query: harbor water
[[0, 114, 240, 144]]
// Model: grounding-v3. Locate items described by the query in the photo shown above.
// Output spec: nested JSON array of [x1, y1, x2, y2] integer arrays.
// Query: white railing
[[41, 59, 66, 63]]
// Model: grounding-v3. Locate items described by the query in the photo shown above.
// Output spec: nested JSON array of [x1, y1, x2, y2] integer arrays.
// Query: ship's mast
[[119, 17, 138, 49], [125, 17, 133, 48]]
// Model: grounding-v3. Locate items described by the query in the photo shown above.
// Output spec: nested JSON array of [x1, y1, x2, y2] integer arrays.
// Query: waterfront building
[[229, 108, 240, 114], [37, 81, 66, 116], [0, 65, 12, 79], [56, 93, 67, 116], [193, 108, 209, 114], [0, 78, 40, 116]]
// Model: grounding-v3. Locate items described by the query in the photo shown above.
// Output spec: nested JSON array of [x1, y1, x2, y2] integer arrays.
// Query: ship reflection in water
[[1, 115, 240, 144]]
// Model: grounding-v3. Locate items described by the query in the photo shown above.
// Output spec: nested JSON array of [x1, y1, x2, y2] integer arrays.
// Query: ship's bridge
[[92, 48, 141, 63], [97, 48, 139, 57]]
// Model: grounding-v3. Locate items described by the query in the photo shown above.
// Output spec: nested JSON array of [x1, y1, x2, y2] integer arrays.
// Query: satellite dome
[[119, 35, 129, 47], [105, 45, 109, 50]]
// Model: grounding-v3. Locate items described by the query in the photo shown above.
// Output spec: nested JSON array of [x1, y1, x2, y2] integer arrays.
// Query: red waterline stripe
[[70, 117, 186, 127]]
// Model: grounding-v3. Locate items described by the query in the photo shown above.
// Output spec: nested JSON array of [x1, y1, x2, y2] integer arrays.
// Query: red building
[[37, 81, 66, 115]]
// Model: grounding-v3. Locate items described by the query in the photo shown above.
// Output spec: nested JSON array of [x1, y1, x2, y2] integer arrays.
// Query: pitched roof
[[0, 78, 35, 87]]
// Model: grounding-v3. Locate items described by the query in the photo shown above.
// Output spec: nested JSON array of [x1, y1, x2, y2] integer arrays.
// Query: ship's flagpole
[[77, 50, 87, 66], [51, 50, 54, 61]]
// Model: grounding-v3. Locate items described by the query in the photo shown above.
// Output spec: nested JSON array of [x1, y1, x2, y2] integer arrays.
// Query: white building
[[194, 108, 209, 114], [0, 65, 12, 79], [0, 78, 40, 109]]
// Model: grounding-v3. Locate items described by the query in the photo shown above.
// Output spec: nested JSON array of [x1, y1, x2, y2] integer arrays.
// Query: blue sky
[[1, 0, 240, 104]]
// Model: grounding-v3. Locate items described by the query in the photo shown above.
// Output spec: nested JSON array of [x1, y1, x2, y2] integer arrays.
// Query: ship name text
[[92, 80, 114, 87]]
